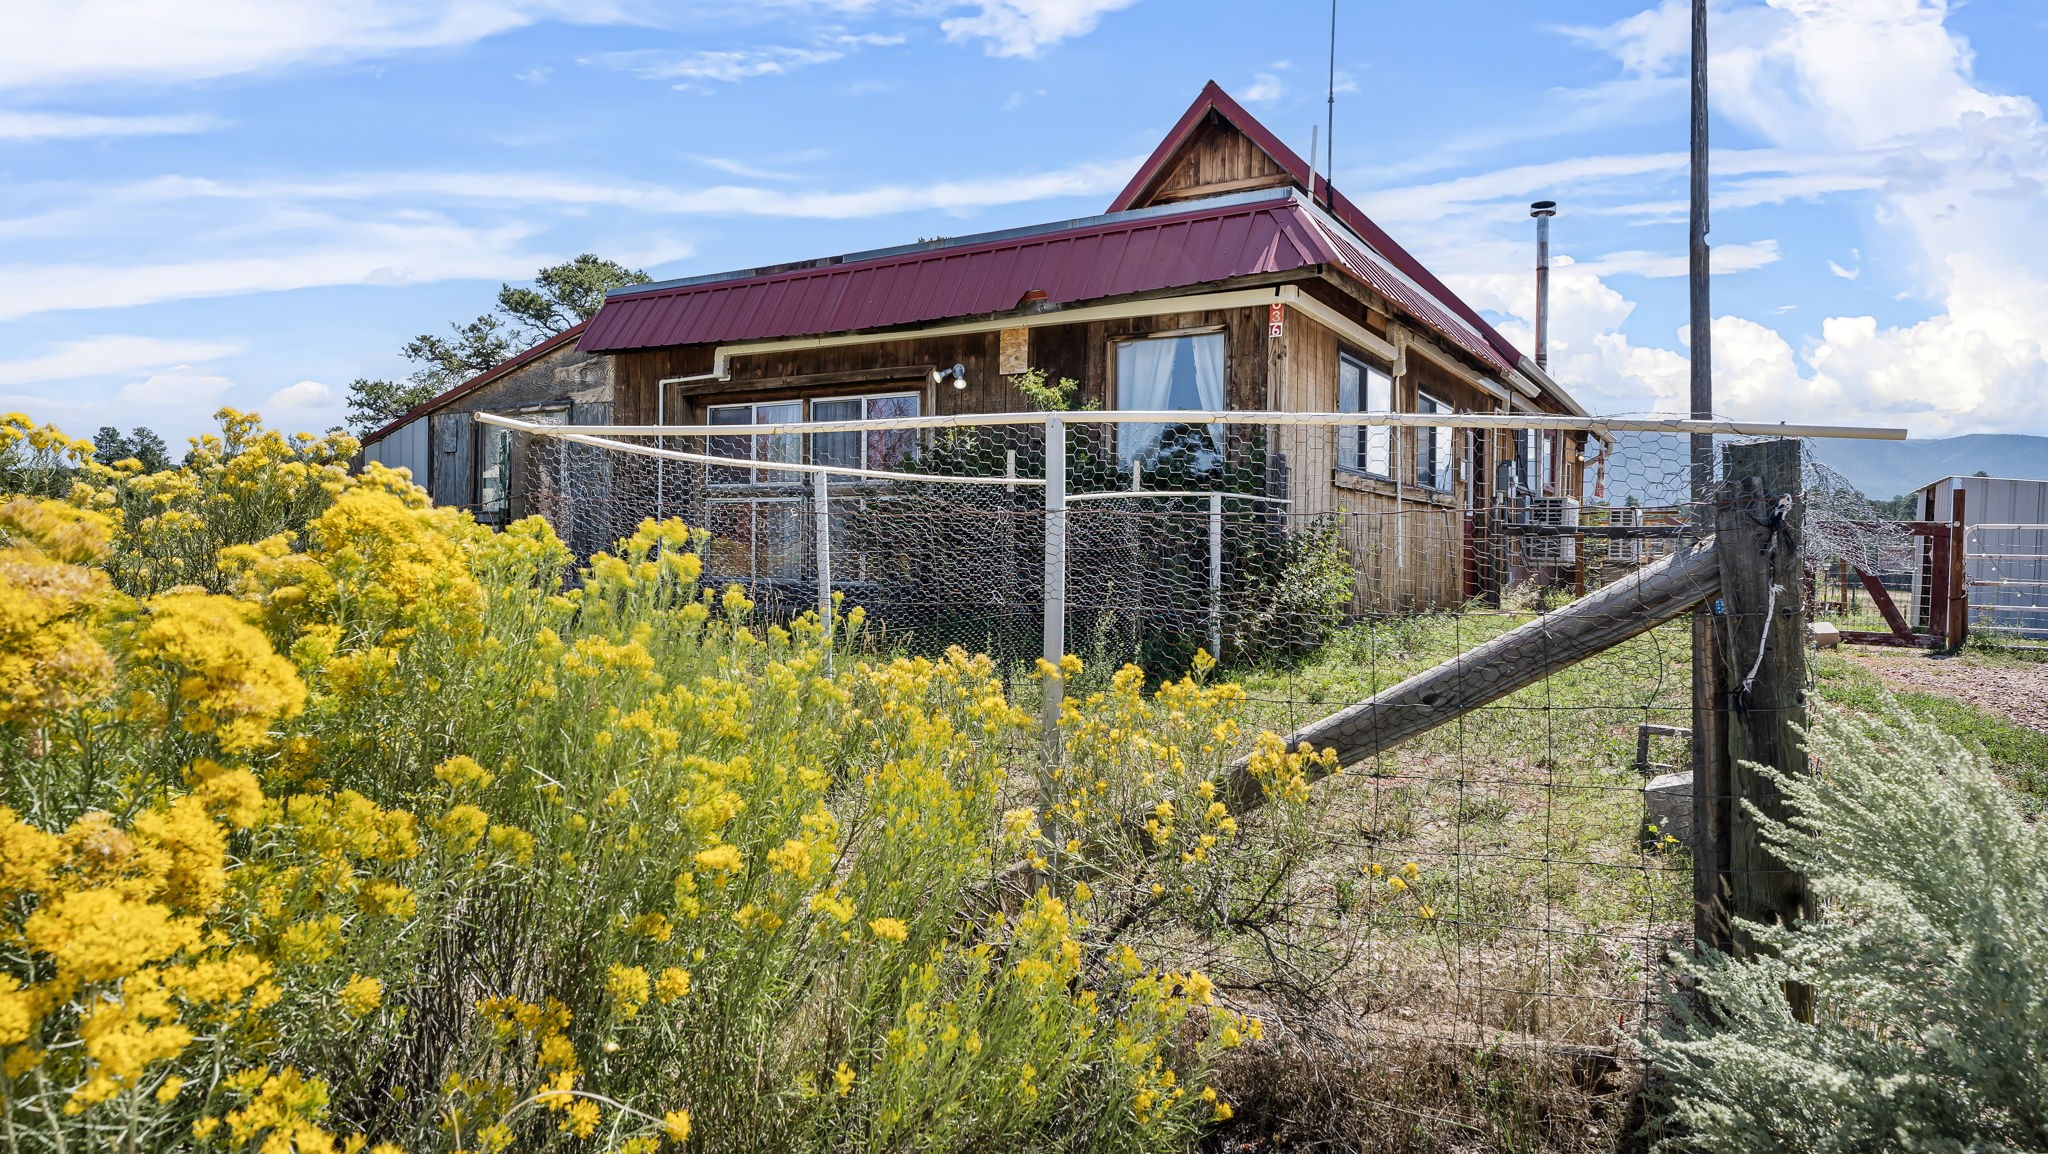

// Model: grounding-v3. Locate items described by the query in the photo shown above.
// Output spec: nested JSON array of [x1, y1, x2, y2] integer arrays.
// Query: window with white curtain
[[1114, 332, 1225, 468], [1337, 352, 1393, 477], [1415, 391, 1454, 491]]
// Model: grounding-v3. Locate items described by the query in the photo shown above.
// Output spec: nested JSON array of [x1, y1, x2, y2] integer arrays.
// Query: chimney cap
[[1530, 200, 1558, 217]]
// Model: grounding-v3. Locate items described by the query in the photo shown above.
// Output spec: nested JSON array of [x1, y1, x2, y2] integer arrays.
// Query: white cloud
[[1243, 72, 1284, 107], [38, 156, 1139, 226], [265, 379, 332, 411], [1568, 240, 1781, 280], [0, 335, 242, 387], [940, 0, 1139, 58], [0, 0, 623, 90], [0, 218, 548, 321], [1427, 0, 2048, 436], [118, 366, 233, 406], [592, 45, 848, 84], [0, 109, 222, 141]]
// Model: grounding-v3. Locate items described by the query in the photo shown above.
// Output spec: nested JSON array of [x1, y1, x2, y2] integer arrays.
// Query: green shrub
[[1647, 706, 2048, 1152]]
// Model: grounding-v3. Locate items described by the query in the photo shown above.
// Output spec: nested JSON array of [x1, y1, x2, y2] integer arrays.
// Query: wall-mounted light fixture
[[931, 363, 968, 390]]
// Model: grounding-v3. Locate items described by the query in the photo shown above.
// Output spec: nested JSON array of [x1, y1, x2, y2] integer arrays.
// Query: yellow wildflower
[[655, 967, 692, 1002], [663, 1110, 692, 1144], [338, 976, 383, 1018]]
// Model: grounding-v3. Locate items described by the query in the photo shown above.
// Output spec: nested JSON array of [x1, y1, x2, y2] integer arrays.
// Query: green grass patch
[[1812, 654, 2048, 811]]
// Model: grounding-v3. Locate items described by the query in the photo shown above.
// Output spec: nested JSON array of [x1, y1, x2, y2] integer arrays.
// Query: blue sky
[[3, 0, 2044, 446]]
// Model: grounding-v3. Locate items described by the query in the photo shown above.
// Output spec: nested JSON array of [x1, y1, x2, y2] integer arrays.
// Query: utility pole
[[1688, 0, 1730, 955]]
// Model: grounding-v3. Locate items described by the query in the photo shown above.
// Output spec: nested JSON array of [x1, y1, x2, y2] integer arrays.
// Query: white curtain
[[1117, 337, 1180, 463], [1189, 333, 1225, 458], [1189, 333, 1224, 411]]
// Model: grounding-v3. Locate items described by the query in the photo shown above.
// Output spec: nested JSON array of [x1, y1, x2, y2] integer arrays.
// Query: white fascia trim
[[1391, 324, 1513, 402], [1276, 289, 1398, 362]]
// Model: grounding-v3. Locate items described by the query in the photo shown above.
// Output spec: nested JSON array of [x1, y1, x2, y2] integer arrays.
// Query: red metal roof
[[360, 320, 588, 447], [579, 82, 1539, 389], [581, 194, 1340, 354], [1110, 81, 1531, 376]]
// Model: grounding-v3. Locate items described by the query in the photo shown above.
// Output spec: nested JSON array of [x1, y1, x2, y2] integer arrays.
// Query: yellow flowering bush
[[0, 411, 1310, 1153]]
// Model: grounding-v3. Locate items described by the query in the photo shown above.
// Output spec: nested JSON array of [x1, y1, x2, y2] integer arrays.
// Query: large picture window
[[1115, 331, 1225, 469], [1415, 392, 1454, 492], [1337, 352, 1393, 477]]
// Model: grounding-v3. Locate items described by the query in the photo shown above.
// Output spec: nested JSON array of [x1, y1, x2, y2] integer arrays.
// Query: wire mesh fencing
[[492, 407, 1902, 1128]]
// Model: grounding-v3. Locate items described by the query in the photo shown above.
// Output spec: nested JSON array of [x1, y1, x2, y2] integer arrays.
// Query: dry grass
[[1168, 613, 1698, 1152]]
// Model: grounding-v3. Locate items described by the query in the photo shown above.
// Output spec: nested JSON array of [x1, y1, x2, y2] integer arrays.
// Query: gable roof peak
[[1111, 82, 1535, 380], [1108, 81, 1312, 213]]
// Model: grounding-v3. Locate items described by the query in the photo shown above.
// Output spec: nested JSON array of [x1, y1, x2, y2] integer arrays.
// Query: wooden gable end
[[1124, 109, 1299, 208]]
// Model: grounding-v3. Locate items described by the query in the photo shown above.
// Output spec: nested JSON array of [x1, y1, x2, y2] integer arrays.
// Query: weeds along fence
[[489, 407, 1902, 1135]]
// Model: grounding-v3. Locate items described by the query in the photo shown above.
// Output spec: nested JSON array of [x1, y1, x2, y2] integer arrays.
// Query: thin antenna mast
[[1324, 0, 1337, 207]]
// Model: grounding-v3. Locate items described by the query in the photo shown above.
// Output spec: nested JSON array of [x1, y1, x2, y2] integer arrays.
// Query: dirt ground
[[1838, 647, 2048, 733]]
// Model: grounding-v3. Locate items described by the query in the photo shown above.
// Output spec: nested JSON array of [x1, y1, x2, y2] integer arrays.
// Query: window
[[1337, 352, 1393, 477], [1415, 392, 1454, 491], [1514, 427, 1555, 496], [700, 390, 924, 582], [706, 400, 802, 485], [1115, 332, 1225, 469], [477, 408, 565, 520], [809, 392, 921, 478]]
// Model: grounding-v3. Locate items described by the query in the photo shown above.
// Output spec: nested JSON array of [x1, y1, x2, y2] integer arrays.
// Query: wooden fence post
[[1713, 438, 1815, 1016], [1946, 488, 1969, 651]]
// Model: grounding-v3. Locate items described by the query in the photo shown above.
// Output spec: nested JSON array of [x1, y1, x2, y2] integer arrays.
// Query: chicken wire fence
[[489, 408, 1901, 1091]]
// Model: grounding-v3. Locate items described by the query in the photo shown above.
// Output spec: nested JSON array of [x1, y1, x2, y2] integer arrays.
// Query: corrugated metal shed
[[362, 416, 429, 486], [1916, 475, 2048, 640], [581, 191, 1340, 354]]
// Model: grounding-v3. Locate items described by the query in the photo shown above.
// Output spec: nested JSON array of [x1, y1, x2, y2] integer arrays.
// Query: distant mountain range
[[1805, 434, 2048, 498]]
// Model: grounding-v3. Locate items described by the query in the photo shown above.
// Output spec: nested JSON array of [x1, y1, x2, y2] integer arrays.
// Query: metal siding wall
[[369, 418, 431, 490], [1960, 476, 2048, 639]]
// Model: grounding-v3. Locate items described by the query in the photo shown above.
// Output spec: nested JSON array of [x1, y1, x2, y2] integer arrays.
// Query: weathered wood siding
[[1133, 111, 1295, 206], [610, 305, 1278, 428], [1276, 312, 1470, 611]]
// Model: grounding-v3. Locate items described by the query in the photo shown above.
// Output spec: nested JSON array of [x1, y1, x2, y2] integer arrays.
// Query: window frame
[[1414, 390, 1455, 493], [1110, 329, 1228, 469], [703, 389, 924, 485], [1336, 350, 1395, 480]]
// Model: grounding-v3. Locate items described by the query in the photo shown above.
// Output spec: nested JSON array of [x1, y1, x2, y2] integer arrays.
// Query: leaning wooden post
[[1713, 438, 1815, 1016]]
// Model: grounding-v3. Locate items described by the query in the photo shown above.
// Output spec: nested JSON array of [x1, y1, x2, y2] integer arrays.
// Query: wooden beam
[[675, 365, 930, 399], [1851, 565, 1915, 639], [1714, 439, 1813, 1016], [1146, 173, 1297, 203], [1219, 537, 1724, 809]]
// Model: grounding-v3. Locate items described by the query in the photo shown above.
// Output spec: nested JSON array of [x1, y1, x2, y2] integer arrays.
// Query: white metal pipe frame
[[476, 409, 1908, 442], [470, 405, 1916, 752]]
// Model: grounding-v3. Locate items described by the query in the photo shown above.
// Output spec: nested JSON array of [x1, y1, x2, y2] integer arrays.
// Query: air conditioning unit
[[1607, 504, 1642, 565], [1523, 497, 1580, 565]]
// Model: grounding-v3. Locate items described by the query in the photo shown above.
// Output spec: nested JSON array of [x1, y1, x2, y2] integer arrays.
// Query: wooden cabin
[[359, 321, 614, 525], [385, 82, 1589, 612]]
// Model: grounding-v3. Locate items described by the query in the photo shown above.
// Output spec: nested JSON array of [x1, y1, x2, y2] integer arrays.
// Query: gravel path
[[1843, 649, 2048, 733]]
